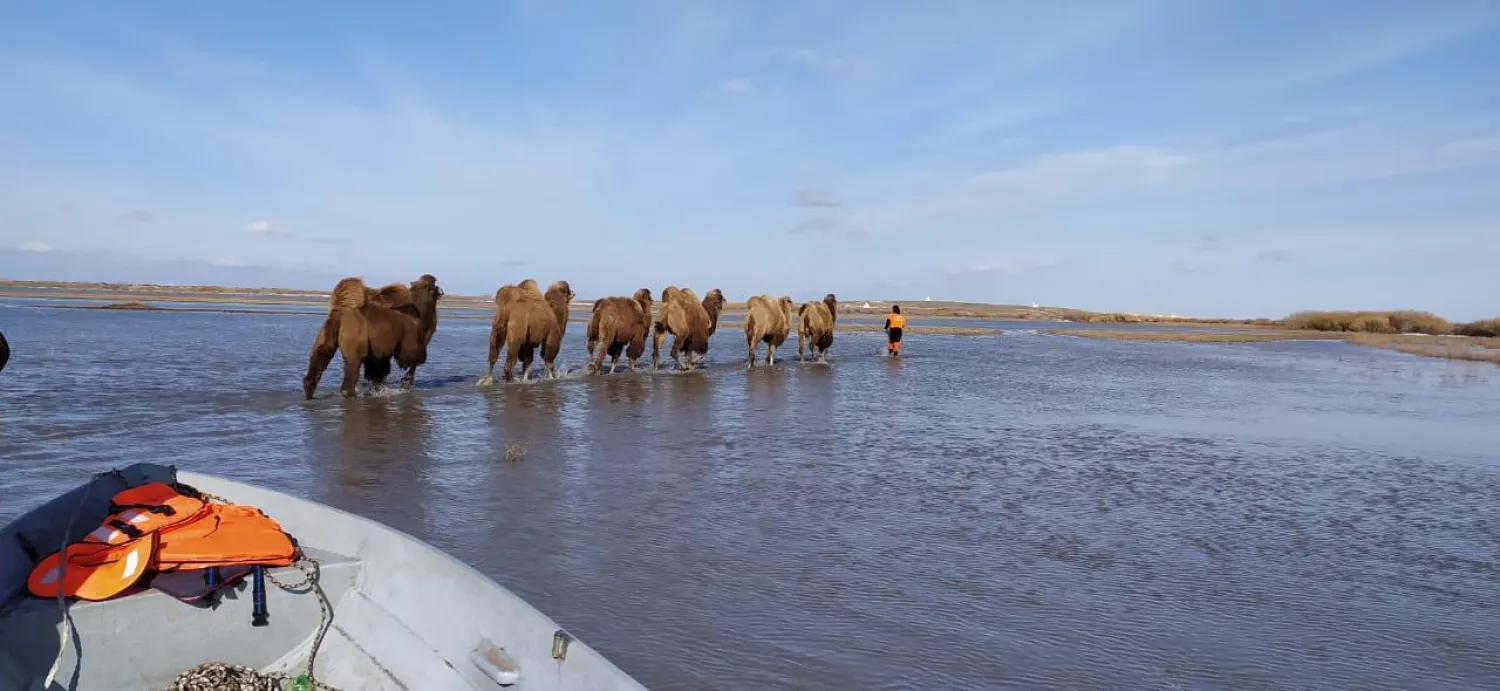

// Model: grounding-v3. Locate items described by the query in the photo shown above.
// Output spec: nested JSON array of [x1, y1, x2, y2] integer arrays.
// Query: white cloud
[[944, 255, 1060, 277], [703, 77, 753, 95], [19, 240, 54, 253], [209, 257, 248, 267], [242, 220, 276, 235], [1439, 136, 1500, 157], [780, 48, 852, 75]]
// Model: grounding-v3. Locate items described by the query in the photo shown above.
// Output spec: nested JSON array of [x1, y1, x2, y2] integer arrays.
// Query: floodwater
[[3, 304, 1499, 691]]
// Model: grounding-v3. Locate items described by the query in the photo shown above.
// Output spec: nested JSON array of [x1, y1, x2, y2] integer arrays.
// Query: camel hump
[[330, 277, 369, 311], [518, 279, 541, 295], [493, 286, 508, 306], [374, 282, 412, 307]]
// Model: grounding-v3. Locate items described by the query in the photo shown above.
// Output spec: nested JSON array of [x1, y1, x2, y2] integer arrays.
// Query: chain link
[[164, 550, 340, 690]]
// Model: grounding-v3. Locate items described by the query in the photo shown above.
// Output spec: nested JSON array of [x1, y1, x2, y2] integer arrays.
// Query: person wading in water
[[884, 305, 906, 356]]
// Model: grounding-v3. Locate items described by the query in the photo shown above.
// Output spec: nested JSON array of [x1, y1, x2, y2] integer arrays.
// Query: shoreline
[[31, 300, 1001, 336], [1047, 329, 1500, 365], [0, 282, 1261, 324]]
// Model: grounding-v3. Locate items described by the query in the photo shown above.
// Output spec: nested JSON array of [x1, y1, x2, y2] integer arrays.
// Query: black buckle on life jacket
[[109, 503, 178, 516], [107, 519, 145, 539]]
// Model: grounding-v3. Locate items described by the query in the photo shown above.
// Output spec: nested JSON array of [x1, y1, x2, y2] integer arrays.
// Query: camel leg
[[303, 345, 335, 400], [609, 352, 621, 374], [542, 338, 560, 380], [339, 354, 361, 399], [652, 325, 667, 370], [503, 343, 519, 382], [768, 343, 777, 366], [519, 343, 536, 382], [746, 332, 757, 369], [590, 328, 612, 375], [670, 338, 686, 371], [303, 315, 341, 399], [480, 324, 504, 386]]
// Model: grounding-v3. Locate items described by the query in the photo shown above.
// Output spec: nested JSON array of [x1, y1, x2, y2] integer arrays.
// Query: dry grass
[[1044, 330, 1337, 343], [1455, 318, 1500, 338], [99, 301, 160, 310], [1049, 329, 1500, 365], [1283, 310, 1451, 335], [837, 324, 1000, 336]]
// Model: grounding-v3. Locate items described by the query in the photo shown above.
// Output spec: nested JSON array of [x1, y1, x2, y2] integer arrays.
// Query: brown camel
[[798, 293, 839, 362], [652, 286, 712, 371], [587, 288, 653, 374], [479, 278, 573, 384], [302, 275, 442, 399], [744, 295, 796, 368], [702, 288, 726, 338]]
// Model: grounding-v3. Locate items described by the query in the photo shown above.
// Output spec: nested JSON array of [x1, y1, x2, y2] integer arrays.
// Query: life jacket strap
[[108, 503, 178, 516], [107, 519, 145, 540]]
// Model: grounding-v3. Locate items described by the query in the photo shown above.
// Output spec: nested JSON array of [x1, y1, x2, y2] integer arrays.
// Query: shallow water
[[2, 304, 1499, 690]]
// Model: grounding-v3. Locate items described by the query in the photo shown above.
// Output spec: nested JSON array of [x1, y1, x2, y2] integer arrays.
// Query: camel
[[479, 279, 573, 384], [798, 294, 839, 362], [587, 288, 654, 374], [744, 295, 796, 368], [652, 286, 712, 371], [302, 274, 442, 399], [702, 289, 726, 338], [0, 328, 8, 373]]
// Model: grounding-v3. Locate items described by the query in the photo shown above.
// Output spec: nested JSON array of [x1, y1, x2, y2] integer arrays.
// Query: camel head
[[546, 280, 575, 303], [823, 293, 838, 311], [632, 288, 654, 308], [703, 288, 725, 312], [412, 274, 444, 301], [779, 296, 795, 320], [661, 286, 681, 302]]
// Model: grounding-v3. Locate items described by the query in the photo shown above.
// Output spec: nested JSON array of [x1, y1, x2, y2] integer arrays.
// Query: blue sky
[[2, 1, 1498, 318]]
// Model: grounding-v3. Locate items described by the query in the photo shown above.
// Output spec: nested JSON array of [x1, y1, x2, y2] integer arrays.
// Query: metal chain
[[164, 555, 340, 691], [166, 486, 340, 691]]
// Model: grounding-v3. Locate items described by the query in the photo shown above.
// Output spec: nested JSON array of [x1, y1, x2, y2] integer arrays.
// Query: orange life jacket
[[886, 313, 907, 329], [27, 482, 298, 601]]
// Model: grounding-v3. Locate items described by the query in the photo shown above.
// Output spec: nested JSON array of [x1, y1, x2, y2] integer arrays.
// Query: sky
[[2, 1, 1498, 319]]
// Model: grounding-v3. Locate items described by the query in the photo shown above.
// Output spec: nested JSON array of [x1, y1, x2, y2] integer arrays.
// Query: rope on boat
[[44, 470, 118, 688], [41, 474, 341, 691], [166, 495, 342, 691]]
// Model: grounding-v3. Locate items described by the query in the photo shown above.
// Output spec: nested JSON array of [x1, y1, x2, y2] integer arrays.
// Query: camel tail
[[331, 277, 369, 311]]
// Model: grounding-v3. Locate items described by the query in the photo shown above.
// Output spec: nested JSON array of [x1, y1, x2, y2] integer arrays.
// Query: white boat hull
[[0, 463, 646, 690]]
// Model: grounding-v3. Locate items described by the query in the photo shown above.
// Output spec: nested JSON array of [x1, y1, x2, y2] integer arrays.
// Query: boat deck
[[0, 547, 361, 689]]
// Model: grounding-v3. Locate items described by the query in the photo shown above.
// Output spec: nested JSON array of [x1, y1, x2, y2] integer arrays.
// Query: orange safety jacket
[[886, 313, 907, 329], [27, 482, 298, 601]]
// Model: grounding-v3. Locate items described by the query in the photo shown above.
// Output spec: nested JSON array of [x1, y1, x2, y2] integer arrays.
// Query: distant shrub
[[1385, 311, 1451, 335], [1455, 318, 1500, 338], [1285, 310, 1452, 334]]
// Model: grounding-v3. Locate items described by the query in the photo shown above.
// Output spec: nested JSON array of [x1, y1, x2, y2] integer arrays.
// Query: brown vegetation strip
[[1047, 329, 1500, 365], [837, 324, 999, 336], [1043, 329, 1336, 343]]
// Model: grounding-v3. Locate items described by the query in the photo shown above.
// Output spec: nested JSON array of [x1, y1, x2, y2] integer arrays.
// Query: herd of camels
[[301, 274, 840, 399]]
